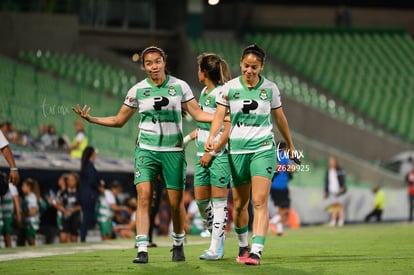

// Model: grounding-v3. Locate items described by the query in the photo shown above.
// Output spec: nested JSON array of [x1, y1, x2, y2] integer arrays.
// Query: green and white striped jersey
[[123, 75, 195, 151], [216, 76, 282, 154], [22, 192, 39, 230], [97, 189, 115, 223], [196, 86, 225, 156], [1, 183, 18, 218]]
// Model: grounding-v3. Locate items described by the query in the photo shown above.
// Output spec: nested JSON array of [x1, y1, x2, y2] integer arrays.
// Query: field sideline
[[0, 223, 413, 274]]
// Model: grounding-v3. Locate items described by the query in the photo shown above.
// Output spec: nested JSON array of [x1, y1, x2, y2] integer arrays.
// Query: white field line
[[0, 239, 209, 262]]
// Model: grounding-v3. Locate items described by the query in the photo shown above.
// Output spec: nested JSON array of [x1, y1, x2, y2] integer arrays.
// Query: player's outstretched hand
[[72, 104, 92, 122]]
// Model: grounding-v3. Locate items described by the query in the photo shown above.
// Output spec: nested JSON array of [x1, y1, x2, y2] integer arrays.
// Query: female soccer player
[[205, 44, 297, 265], [73, 46, 214, 264], [184, 53, 232, 260]]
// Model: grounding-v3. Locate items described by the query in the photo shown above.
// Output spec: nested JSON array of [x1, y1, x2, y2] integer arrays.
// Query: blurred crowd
[[0, 171, 176, 247], [0, 121, 71, 152]]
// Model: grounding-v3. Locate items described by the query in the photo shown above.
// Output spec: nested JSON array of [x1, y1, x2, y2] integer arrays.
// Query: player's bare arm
[[205, 104, 227, 152], [1, 145, 20, 184], [272, 107, 297, 157], [73, 104, 136, 128], [182, 99, 214, 123], [199, 120, 230, 167]]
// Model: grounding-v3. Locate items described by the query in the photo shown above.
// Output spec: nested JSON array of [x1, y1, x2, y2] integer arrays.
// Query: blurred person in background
[[405, 164, 414, 222], [364, 186, 385, 223], [110, 180, 129, 229], [324, 156, 347, 227], [47, 173, 69, 243], [57, 173, 81, 243], [113, 197, 137, 239], [69, 119, 88, 158], [0, 172, 21, 247], [183, 188, 204, 236], [79, 146, 100, 242], [19, 178, 40, 246], [269, 141, 294, 236]]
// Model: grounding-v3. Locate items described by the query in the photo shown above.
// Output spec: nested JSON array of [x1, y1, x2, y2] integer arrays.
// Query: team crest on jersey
[[168, 86, 176, 96], [205, 96, 211, 106], [260, 90, 268, 100], [135, 170, 141, 178]]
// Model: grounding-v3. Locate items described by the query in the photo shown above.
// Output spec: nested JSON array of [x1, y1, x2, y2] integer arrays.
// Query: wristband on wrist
[[183, 135, 192, 146], [209, 151, 219, 157], [10, 167, 18, 171]]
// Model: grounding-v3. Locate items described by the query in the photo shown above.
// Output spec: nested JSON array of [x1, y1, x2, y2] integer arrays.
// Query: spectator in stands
[[57, 172, 81, 243], [406, 164, 414, 222], [69, 119, 88, 158], [72, 46, 216, 264], [323, 156, 347, 227], [205, 44, 297, 265], [0, 125, 20, 184], [1, 121, 29, 147], [19, 178, 41, 246], [38, 124, 59, 150], [0, 172, 21, 247], [364, 186, 385, 223], [79, 146, 100, 242]]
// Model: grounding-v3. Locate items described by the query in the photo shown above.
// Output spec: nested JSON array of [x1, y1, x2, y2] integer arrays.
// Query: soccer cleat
[[236, 246, 250, 263], [171, 245, 186, 262], [132, 251, 148, 264], [245, 252, 261, 265], [199, 250, 221, 260], [217, 235, 225, 259]]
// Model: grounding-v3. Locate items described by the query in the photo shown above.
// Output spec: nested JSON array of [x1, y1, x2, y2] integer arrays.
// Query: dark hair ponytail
[[81, 146, 95, 175], [197, 53, 232, 85]]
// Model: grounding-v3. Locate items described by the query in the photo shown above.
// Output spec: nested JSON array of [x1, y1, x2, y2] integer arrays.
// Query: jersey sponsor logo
[[144, 90, 151, 96], [168, 86, 176, 96], [233, 92, 240, 99], [153, 96, 169, 110], [242, 100, 258, 114]]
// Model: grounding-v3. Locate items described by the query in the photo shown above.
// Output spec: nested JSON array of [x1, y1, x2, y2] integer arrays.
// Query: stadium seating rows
[[17, 50, 137, 97], [189, 38, 373, 132], [0, 54, 135, 159], [246, 31, 414, 143]]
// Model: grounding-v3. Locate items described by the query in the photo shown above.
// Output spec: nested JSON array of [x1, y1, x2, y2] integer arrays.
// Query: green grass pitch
[[1, 223, 413, 274]]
